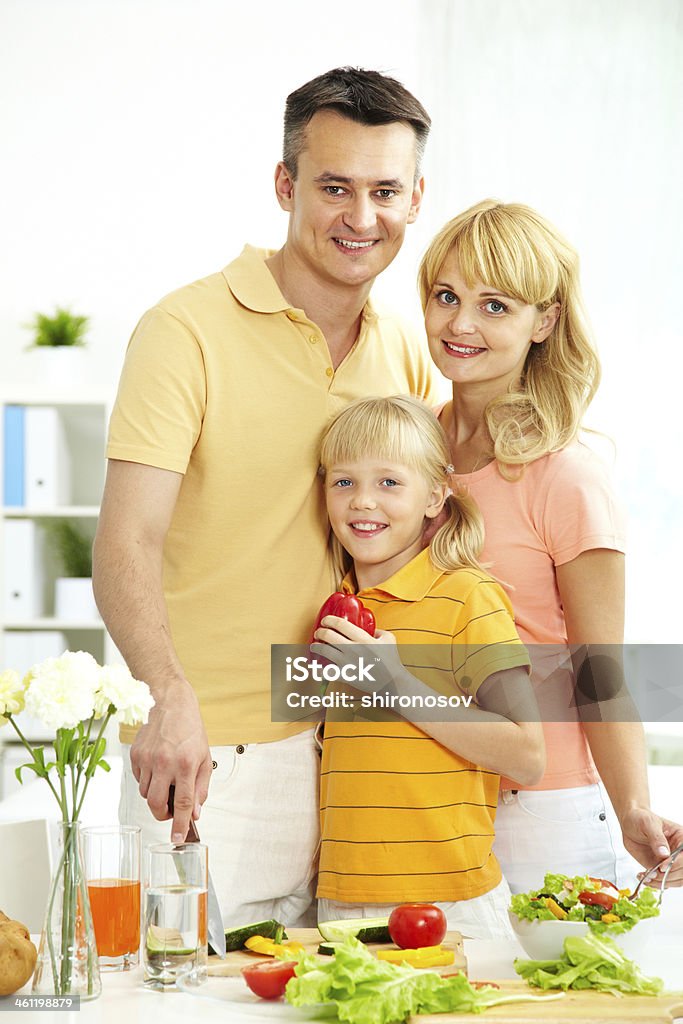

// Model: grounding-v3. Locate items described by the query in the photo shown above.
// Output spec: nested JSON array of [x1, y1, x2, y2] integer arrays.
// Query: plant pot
[[26, 347, 90, 391], [54, 578, 99, 622]]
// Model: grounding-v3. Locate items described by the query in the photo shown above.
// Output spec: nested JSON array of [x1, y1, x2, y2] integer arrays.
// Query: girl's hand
[[311, 615, 405, 693]]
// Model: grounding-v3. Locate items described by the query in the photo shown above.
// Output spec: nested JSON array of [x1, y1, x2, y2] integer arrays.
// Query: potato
[[0, 914, 38, 996]]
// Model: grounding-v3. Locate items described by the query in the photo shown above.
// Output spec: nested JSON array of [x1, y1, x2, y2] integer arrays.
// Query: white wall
[[2, 0, 682, 643], [1, 0, 423, 387], [414, 0, 683, 643]]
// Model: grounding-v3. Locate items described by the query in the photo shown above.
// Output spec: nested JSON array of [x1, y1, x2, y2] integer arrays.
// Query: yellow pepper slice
[[544, 897, 568, 920], [601, 913, 621, 923], [244, 935, 304, 957], [376, 945, 455, 968]]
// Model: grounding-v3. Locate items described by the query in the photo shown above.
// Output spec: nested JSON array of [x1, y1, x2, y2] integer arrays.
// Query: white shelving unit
[[0, 394, 118, 799]]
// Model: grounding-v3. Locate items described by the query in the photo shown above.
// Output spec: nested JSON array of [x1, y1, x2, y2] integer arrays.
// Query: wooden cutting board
[[207, 926, 466, 977], [414, 980, 683, 1023]]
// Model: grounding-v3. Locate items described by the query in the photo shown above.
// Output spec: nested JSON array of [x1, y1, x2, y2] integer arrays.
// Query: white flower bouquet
[[0, 651, 154, 998]]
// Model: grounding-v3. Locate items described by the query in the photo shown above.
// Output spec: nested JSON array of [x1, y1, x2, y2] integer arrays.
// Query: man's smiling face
[[274, 110, 424, 292]]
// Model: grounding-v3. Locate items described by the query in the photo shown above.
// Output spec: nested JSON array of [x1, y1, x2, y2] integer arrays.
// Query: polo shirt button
[[325, 367, 334, 377], [308, 334, 318, 344], [598, 811, 606, 821]]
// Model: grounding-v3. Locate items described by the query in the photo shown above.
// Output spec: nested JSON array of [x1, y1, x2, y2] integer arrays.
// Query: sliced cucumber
[[318, 916, 390, 943], [146, 925, 195, 956], [216, 919, 288, 954], [317, 941, 342, 956]]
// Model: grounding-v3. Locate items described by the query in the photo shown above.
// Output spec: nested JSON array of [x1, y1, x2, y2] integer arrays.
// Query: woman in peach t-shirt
[[419, 199, 683, 892]]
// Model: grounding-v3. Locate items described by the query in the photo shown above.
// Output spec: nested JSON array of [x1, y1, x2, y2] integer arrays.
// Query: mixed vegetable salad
[[510, 873, 660, 934]]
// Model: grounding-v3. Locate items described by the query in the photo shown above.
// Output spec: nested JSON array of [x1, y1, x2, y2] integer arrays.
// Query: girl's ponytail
[[429, 488, 485, 573]]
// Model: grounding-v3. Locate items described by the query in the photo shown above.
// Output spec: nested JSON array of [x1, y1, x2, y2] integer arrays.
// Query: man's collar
[[222, 245, 291, 314], [222, 244, 379, 322], [341, 548, 442, 602]]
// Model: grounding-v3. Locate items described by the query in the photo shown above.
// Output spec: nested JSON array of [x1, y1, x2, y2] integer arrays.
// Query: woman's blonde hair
[[319, 395, 485, 582], [418, 199, 601, 471]]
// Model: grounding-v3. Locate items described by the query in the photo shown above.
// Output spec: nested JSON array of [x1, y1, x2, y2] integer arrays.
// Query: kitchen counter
[[9, 933, 683, 1022]]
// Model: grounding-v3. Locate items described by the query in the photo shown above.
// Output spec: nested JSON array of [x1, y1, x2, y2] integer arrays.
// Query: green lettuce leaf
[[509, 893, 556, 922], [285, 938, 563, 1024], [589, 886, 660, 936], [542, 873, 593, 905], [514, 931, 664, 996]]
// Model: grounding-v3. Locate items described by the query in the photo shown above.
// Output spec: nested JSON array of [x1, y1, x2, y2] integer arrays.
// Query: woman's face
[[424, 252, 558, 395]]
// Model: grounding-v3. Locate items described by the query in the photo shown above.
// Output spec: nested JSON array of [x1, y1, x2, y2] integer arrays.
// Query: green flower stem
[[74, 710, 112, 820], [44, 840, 63, 993], [74, 719, 91, 792], [6, 716, 61, 803], [59, 772, 69, 822], [60, 827, 75, 992], [70, 761, 77, 821]]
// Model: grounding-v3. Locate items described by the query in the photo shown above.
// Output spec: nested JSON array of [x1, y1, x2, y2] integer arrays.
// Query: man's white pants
[[119, 729, 320, 927]]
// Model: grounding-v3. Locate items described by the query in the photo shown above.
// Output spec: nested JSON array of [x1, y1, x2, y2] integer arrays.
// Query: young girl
[[312, 395, 545, 939], [418, 199, 683, 891]]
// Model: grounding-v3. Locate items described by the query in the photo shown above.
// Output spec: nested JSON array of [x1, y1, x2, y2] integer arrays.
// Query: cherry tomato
[[241, 960, 297, 1000], [578, 890, 617, 910], [388, 903, 447, 949]]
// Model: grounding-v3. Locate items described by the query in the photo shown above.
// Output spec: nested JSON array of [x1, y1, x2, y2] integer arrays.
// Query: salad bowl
[[508, 872, 661, 960], [508, 909, 659, 960]]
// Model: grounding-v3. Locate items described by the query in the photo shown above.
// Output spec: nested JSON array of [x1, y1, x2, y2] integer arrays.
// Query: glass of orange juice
[[82, 825, 141, 971]]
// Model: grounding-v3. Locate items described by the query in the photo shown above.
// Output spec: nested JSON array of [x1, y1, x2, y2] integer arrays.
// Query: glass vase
[[32, 821, 102, 999]]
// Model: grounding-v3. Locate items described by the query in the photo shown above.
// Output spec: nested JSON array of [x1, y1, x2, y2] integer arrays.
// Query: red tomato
[[578, 890, 617, 910], [388, 903, 447, 949], [241, 961, 297, 1000]]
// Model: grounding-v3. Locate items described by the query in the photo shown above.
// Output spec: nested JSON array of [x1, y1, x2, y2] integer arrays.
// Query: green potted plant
[[46, 520, 98, 622], [27, 307, 89, 348]]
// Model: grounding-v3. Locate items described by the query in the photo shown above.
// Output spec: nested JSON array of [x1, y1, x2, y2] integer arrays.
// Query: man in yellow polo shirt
[[92, 67, 439, 925]]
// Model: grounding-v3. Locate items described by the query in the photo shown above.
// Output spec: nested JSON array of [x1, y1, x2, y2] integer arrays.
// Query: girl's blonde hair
[[319, 395, 485, 581], [418, 199, 600, 472]]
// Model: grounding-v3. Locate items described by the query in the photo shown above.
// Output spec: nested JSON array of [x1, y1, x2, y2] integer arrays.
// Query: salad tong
[[630, 841, 683, 904]]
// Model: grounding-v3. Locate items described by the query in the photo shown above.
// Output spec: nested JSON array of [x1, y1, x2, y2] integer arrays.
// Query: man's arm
[[92, 458, 212, 843], [558, 548, 683, 884]]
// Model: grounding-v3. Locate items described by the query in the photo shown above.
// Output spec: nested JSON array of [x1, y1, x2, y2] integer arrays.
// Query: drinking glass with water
[[143, 842, 208, 988]]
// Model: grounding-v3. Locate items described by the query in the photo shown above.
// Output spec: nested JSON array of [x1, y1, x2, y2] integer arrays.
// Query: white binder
[[3, 629, 67, 676], [2, 520, 44, 618], [2, 630, 67, 740], [24, 406, 71, 507]]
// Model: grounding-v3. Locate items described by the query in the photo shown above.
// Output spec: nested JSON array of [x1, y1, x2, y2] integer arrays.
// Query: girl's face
[[325, 456, 447, 590], [424, 252, 559, 397]]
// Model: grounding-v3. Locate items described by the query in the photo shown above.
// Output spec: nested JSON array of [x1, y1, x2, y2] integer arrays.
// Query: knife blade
[[168, 786, 226, 957]]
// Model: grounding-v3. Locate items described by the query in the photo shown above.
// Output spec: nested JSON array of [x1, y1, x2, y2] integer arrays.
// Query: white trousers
[[119, 729, 321, 927], [493, 783, 639, 893], [318, 877, 515, 941]]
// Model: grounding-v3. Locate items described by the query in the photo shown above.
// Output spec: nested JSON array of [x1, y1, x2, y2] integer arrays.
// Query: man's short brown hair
[[283, 67, 431, 180]]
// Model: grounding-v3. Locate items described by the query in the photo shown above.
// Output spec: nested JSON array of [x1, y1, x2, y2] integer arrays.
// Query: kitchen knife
[[168, 786, 226, 957]]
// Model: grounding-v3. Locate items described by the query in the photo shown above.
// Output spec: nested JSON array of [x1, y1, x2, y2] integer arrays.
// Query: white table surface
[[8, 931, 683, 1022]]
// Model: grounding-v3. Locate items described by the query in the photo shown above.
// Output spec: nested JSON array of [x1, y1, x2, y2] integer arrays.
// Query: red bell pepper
[[310, 592, 376, 642]]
